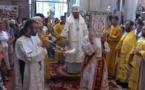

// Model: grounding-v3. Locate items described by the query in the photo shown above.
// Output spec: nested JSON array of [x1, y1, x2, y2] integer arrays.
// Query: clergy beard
[[31, 31, 36, 36], [125, 28, 131, 32], [74, 16, 79, 19]]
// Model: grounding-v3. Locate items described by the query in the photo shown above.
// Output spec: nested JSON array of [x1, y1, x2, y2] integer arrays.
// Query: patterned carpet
[[47, 63, 120, 90], [47, 63, 80, 90]]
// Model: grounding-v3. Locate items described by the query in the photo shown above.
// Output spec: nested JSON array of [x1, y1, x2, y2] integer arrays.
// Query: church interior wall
[[0, 0, 29, 18]]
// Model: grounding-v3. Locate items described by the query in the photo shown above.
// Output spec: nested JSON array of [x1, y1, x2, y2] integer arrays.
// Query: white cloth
[[81, 36, 96, 56], [72, 4, 80, 12], [82, 36, 102, 58], [0, 31, 9, 47], [15, 35, 47, 90], [93, 37, 102, 57], [61, 14, 88, 63], [81, 55, 99, 90], [43, 26, 48, 34]]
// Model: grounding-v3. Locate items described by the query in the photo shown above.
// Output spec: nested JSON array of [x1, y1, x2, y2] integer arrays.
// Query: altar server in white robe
[[15, 19, 47, 90], [61, 4, 88, 74]]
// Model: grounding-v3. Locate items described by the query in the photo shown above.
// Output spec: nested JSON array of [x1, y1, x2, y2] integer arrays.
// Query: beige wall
[[0, 0, 29, 18], [138, 0, 145, 7], [80, 0, 139, 20], [80, 0, 117, 12], [0, 0, 12, 5]]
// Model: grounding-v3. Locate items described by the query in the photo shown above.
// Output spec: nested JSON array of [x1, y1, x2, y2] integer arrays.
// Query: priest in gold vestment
[[54, 16, 65, 62], [116, 20, 136, 85], [107, 16, 122, 78], [129, 26, 145, 90], [54, 16, 65, 39]]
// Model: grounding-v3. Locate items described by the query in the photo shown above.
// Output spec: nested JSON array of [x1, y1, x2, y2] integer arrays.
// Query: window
[[36, 0, 68, 18], [76, 0, 80, 6]]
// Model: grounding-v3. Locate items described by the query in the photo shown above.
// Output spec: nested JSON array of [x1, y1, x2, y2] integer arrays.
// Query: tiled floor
[[6, 79, 128, 90]]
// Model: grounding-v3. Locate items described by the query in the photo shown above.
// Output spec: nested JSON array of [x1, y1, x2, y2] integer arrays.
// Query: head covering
[[32, 16, 42, 23], [32, 16, 43, 27], [72, 4, 80, 12], [35, 13, 45, 19], [9, 19, 16, 24]]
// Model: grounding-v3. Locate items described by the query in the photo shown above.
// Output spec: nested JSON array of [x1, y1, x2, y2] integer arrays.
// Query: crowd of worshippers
[[0, 14, 66, 89], [0, 6, 145, 90]]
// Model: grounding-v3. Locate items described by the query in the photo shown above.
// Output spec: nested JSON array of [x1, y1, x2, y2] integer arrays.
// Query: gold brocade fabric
[[116, 31, 136, 83], [54, 23, 64, 39], [129, 37, 145, 90], [39, 34, 51, 80], [54, 36, 65, 62], [44, 55, 51, 80], [106, 25, 122, 78]]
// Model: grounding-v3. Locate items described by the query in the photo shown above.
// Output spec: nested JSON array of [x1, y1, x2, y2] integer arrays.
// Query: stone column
[[89, 0, 101, 11], [125, 0, 138, 20], [80, 0, 117, 12], [80, 0, 89, 11], [31, 0, 36, 17]]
